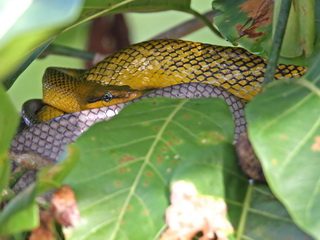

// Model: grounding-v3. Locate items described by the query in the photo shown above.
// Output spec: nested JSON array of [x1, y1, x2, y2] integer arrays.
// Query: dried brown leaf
[[29, 211, 56, 240], [236, 0, 273, 39], [161, 181, 234, 240], [50, 185, 80, 228], [312, 136, 320, 151]]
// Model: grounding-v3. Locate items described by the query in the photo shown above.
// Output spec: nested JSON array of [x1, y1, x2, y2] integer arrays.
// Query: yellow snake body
[[39, 39, 306, 121], [83, 39, 305, 99], [11, 39, 308, 165]]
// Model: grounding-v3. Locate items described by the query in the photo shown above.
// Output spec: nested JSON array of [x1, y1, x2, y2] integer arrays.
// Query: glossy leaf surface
[[246, 78, 320, 238], [212, 0, 320, 65], [0, 85, 18, 203], [63, 98, 311, 239], [0, 146, 79, 235]]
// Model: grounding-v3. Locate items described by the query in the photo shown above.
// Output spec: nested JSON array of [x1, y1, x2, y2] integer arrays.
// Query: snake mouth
[[86, 90, 141, 104], [84, 86, 144, 110]]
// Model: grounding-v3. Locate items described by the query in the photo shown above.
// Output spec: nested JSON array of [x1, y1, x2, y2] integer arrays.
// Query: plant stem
[[236, 182, 253, 240], [41, 44, 95, 62], [188, 9, 223, 39], [304, 54, 320, 84], [263, 0, 293, 86], [151, 11, 218, 40], [296, 78, 320, 97]]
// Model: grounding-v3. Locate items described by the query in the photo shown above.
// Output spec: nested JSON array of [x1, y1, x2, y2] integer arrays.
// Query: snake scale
[[10, 39, 306, 168]]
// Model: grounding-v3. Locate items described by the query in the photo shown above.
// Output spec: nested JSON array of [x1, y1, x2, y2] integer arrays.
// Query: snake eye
[[87, 92, 114, 103], [102, 92, 113, 102]]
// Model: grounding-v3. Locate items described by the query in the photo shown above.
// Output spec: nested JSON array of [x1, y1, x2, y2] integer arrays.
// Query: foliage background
[[1, 0, 319, 239]]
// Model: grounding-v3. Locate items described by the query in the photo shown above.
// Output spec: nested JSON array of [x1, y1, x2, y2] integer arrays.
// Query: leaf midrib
[[109, 99, 188, 239]]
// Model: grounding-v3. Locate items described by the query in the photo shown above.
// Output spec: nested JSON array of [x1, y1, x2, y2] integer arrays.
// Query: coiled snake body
[[10, 39, 306, 168]]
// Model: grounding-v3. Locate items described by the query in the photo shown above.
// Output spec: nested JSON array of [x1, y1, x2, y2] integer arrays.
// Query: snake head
[[85, 85, 143, 109]]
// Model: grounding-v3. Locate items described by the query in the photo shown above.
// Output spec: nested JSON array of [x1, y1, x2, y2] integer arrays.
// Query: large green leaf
[[63, 97, 310, 239], [0, 86, 18, 203], [64, 98, 242, 239], [2, 40, 53, 90], [212, 0, 320, 65], [0, 184, 39, 235], [242, 184, 313, 239], [246, 75, 320, 238], [0, 145, 79, 235], [212, 0, 272, 54], [0, 86, 18, 159], [0, 0, 83, 82], [273, 0, 315, 58]]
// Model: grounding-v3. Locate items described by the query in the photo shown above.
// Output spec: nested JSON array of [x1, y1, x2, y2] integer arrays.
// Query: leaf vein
[[259, 94, 312, 134], [81, 188, 130, 212], [280, 116, 320, 171], [109, 100, 188, 239], [75, 158, 145, 184]]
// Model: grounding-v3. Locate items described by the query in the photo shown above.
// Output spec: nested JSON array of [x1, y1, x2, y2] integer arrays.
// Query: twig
[[263, 0, 293, 85], [40, 44, 95, 62], [150, 10, 222, 40]]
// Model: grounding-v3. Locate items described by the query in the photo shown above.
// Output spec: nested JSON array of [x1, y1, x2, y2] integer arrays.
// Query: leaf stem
[[41, 44, 95, 62], [263, 0, 293, 86], [295, 78, 320, 97], [304, 54, 320, 84], [188, 9, 223, 39], [150, 10, 219, 40], [236, 182, 253, 240], [2, 40, 53, 90]]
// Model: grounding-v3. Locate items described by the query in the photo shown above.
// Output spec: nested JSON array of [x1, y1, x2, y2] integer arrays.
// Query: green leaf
[[0, 86, 18, 156], [241, 184, 313, 240], [64, 98, 244, 239], [246, 79, 320, 238], [273, 0, 315, 58], [0, 145, 79, 235], [2, 39, 53, 90], [212, 0, 320, 65], [62, 97, 310, 239], [0, 86, 18, 203], [212, 0, 273, 54], [36, 144, 80, 193], [0, 185, 39, 235], [263, 0, 292, 86], [0, 0, 83, 81]]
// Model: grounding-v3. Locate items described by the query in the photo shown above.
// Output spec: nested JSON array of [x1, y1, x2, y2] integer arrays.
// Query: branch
[[150, 10, 222, 40], [263, 0, 293, 85], [40, 44, 95, 62]]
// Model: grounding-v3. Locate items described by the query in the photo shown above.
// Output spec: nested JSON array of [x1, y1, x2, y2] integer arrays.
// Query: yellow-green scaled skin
[[83, 39, 306, 101], [40, 39, 307, 121]]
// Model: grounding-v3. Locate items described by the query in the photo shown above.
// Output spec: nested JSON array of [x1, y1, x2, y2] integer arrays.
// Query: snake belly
[[10, 83, 245, 168]]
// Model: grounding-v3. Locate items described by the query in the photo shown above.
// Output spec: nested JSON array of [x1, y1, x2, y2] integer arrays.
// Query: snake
[[9, 39, 306, 169]]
